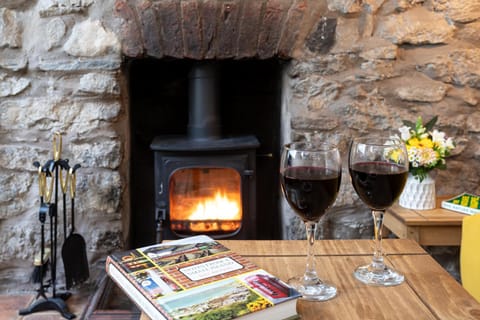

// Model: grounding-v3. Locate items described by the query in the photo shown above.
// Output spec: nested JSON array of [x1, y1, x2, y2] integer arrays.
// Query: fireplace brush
[[30, 162, 50, 286]]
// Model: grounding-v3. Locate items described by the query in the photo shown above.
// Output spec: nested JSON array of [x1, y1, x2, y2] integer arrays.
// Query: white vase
[[399, 173, 436, 210]]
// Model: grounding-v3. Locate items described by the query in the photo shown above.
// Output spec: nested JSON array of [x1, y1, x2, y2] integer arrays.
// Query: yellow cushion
[[461, 213, 480, 302]]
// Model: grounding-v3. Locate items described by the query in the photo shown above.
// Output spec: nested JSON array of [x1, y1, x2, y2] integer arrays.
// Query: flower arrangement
[[396, 116, 455, 182]]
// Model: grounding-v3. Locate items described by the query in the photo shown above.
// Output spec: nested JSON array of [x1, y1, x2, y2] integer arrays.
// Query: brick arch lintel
[[114, 0, 329, 60]]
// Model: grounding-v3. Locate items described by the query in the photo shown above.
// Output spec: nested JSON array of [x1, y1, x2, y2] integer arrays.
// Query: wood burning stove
[[151, 62, 260, 240]]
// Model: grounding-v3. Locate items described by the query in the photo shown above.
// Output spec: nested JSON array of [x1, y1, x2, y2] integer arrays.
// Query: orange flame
[[189, 190, 241, 221]]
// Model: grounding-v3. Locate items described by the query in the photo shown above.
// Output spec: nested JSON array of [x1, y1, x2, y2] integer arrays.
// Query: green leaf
[[402, 120, 415, 128], [415, 116, 424, 132], [424, 116, 438, 131]]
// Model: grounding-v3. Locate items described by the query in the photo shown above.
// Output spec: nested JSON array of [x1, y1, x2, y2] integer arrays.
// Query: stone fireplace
[[1, 0, 479, 294]]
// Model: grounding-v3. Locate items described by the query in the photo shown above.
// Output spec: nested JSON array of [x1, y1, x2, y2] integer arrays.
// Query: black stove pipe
[[187, 62, 221, 140]]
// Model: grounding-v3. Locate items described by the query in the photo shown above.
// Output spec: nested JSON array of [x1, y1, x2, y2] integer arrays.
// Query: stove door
[[153, 151, 257, 240]]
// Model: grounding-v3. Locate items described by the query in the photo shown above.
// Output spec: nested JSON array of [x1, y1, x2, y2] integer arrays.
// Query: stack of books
[[441, 192, 480, 215]]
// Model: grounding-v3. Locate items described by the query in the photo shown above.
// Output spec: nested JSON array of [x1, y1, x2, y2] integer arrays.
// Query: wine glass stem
[[304, 221, 319, 282], [372, 210, 385, 268]]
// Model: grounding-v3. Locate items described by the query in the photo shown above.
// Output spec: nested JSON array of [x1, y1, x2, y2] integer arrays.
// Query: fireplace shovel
[[61, 164, 89, 289]]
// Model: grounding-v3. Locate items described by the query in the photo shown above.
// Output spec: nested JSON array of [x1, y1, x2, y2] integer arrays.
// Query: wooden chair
[[460, 214, 480, 302]]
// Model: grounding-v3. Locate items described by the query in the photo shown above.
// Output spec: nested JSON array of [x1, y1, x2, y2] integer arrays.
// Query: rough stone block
[[115, 0, 144, 57], [0, 8, 22, 48], [63, 19, 121, 57], [306, 17, 337, 54]]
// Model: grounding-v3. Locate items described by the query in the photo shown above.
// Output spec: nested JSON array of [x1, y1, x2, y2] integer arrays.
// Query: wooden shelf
[[384, 196, 467, 246]]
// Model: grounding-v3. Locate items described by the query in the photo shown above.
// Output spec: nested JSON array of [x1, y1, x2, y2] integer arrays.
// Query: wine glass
[[280, 141, 341, 301], [348, 136, 408, 286]]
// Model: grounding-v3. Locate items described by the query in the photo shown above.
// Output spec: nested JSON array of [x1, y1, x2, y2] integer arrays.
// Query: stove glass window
[[169, 167, 242, 236]]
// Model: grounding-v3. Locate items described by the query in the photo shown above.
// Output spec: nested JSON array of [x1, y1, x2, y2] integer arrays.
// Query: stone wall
[[0, 0, 478, 293], [0, 0, 126, 293]]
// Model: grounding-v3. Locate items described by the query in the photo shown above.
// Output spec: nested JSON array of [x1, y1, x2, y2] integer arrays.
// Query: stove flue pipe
[[187, 62, 221, 140]]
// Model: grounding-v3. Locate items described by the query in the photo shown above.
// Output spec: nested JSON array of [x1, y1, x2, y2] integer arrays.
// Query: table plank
[[221, 239, 426, 257], [390, 255, 480, 319], [246, 255, 436, 319]]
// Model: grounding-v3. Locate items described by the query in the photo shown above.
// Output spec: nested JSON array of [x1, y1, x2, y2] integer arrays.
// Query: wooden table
[[384, 197, 467, 246], [140, 239, 480, 320]]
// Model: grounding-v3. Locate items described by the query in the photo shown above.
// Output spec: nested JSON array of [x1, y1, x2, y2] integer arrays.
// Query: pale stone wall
[[0, 0, 126, 293], [0, 0, 478, 292]]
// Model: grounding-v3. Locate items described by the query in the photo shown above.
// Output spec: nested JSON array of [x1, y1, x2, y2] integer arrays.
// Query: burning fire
[[169, 167, 243, 234], [170, 189, 242, 234], [189, 190, 240, 221]]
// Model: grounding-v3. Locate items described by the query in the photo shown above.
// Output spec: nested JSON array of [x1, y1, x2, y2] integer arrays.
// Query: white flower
[[445, 137, 455, 150], [397, 116, 455, 182], [399, 126, 411, 141], [432, 129, 446, 145]]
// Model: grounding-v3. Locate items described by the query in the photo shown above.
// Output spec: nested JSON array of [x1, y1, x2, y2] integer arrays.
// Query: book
[[441, 193, 480, 215], [105, 235, 301, 320]]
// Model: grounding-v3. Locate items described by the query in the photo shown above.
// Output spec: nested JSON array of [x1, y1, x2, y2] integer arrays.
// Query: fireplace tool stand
[[19, 134, 82, 319]]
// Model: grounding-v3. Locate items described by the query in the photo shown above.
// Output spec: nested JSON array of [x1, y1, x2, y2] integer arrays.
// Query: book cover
[[441, 193, 480, 215], [106, 235, 301, 320]]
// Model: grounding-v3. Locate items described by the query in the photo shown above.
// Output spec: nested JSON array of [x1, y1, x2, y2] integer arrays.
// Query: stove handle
[[243, 169, 254, 177], [155, 208, 166, 243]]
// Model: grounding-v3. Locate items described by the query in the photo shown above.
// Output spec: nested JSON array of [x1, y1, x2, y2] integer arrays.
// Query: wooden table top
[[216, 239, 480, 320], [384, 197, 467, 246]]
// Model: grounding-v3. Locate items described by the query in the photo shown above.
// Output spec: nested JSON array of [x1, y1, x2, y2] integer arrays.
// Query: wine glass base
[[288, 276, 337, 301], [354, 263, 404, 286]]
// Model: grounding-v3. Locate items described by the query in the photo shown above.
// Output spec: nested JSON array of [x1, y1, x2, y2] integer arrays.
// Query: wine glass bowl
[[348, 136, 408, 286], [280, 141, 341, 301]]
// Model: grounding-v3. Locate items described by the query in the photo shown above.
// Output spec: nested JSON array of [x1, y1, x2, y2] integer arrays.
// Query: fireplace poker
[[58, 159, 70, 243]]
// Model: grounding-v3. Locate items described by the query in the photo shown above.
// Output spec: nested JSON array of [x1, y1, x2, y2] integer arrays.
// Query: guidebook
[[441, 193, 480, 215], [105, 235, 301, 320]]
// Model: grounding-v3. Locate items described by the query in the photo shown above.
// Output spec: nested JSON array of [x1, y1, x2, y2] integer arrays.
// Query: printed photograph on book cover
[[155, 270, 297, 320], [116, 250, 155, 273], [140, 240, 230, 267], [134, 268, 182, 299]]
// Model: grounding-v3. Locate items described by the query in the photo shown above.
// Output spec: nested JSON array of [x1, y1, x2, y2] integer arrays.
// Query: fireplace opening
[[128, 58, 284, 247]]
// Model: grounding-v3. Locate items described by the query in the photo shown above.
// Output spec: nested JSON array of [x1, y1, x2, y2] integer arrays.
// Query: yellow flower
[[419, 138, 434, 149], [408, 137, 420, 147], [389, 149, 401, 162], [394, 116, 455, 182]]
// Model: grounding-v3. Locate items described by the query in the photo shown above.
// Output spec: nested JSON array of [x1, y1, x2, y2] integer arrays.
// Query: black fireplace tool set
[[19, 133, 89, 319]]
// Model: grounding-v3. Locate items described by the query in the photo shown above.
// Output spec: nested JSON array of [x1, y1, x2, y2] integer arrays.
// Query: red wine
[[349, 162, 407, 210], [280, 166, 341, 222]]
